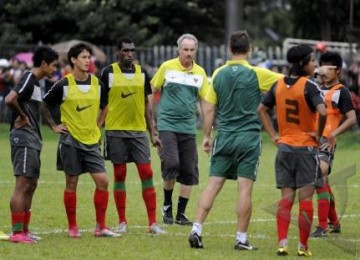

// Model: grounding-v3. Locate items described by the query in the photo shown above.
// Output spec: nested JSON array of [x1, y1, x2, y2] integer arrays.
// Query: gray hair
[[177, 34, 198, 51]]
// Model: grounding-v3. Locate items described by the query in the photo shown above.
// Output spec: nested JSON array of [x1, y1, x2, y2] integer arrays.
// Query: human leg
[[159, 131, 180, 224], [234, 177, 258, 250], [177, 133, 198, 225], [64, 174, 80, 238], [113, 163, 127, 225], [189, 176, 225, 248], [298, 185, 315, 253], [312, 160, 330, 237]]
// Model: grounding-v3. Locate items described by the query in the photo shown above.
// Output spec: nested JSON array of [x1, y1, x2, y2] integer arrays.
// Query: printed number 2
[[285, 99, 300, 124]]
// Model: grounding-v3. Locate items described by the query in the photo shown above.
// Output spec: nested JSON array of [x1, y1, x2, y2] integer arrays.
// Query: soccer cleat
[[0, 230, 9, 241], [94, 227, 122, 238], [68, 227, 81, 238], [175, 213, 193, 226], [115, 222, 128, 233], [297, 247, 312, 257], [328, 223, 341, 233], [148, 223, 167, 235], [162, 205, 174, 225], [276, 246, 289, 256], [9, 233, 36, 244], [234, 240, 258, 251], [310, 226, 328, 237], [24, 231, 42, 241], [188, 232, 203, 249]]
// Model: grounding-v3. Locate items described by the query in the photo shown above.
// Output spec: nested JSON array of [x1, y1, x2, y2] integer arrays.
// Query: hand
[[271, 134, 280, 146], [320, 134, 336, 152], [202, 136, 213, 155], [14, 115, 31, 129], [151, 134, 163, 151], [52, 124, 68, 134]]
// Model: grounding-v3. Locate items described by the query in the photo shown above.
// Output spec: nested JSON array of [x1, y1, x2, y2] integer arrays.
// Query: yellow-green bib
[[61, 74, 101, 145], [105, 63, 146, 131]]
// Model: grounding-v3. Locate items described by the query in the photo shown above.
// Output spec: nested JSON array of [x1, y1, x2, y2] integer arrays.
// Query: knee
[[137, 163, 153, 180], [162, 159, 179, 172], [114, 164, 127, 182], [96, 175, 109, 190]]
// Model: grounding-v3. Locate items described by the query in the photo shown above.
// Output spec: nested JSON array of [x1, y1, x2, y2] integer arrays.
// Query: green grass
[[0, 123, 359, 259]]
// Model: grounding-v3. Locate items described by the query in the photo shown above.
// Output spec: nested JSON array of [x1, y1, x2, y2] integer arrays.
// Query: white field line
[[1, 214, 359, 238]]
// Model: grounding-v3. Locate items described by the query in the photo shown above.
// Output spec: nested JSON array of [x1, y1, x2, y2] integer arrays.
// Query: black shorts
[[104, 135, 151, 164], [11, 146, 40, 179], [57, 143, 106, 176], [275, 150, 322, 189], [158, 131, 198, 185]]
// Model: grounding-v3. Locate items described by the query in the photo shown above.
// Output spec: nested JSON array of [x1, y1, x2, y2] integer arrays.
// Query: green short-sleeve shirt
[[151, 57, 210, 134]]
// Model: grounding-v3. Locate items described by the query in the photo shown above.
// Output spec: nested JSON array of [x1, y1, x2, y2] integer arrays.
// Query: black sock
[[163, 189, 173, 208], [177, 196, 189, 216]]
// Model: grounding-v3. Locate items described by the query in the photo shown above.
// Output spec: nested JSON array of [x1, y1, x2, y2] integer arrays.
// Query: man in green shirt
[[151, 33, 210, 226], [188, 30, 282, 250]]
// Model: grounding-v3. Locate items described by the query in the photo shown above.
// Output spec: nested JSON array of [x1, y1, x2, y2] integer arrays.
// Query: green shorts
[[210, 132, 261, 181]]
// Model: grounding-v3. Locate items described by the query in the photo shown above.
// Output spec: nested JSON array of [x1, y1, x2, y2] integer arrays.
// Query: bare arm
[[145, 94, 162, 148], [97, 105, 108, 128], [5, 90, 30, 128], [316, 103, 327, 143], [257, 103, 279, 145], [41, 102, 67, 134], [202, 100, 216, 154]]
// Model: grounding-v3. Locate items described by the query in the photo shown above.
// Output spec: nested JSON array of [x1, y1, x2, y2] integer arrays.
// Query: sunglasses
[[122, 48, 136, 53]]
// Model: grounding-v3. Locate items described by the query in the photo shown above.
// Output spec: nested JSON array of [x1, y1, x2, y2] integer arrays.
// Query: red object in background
[[351, 91, 360, 111], [315, 42, 327, 53]]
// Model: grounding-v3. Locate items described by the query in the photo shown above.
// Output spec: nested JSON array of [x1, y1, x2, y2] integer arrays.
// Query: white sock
[[278, 239, 288, 247], [191, 222, 203, 236], [236, 231, 247, 243]]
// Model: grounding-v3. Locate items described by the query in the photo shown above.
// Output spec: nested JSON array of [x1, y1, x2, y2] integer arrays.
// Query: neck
[[72, 68, 88, 81], [231, 53, 248, 61], [31, 67, 43, 81], [179, 59, 193, 71], [119, 62, 133, 70], [325, 79, 339, 88]]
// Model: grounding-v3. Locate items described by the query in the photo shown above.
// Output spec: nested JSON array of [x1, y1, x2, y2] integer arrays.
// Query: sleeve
[[198, 70, 210, 100], [99, 79, 108, 109], [100, 65, 110, 89], [14, 73, 34, 101], [305, 81, 324, 112], [261, 83, 277, 108], [150, 63, 166, 89], [203, 69, 220, 104], [43, 78, 66, 106], [253, 67, 284, 92], [338, 87, 355, 114], [143, 69, 152, 96]]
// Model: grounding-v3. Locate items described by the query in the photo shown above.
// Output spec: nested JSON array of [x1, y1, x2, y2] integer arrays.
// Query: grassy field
[[0, 123, 359, 259]]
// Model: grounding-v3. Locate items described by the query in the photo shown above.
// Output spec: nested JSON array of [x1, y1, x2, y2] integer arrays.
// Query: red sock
[[316, 184, 330, 229], [64, 191, 77, 229], [114, 164, 127, 223], [11, 212, 25, 234], [328, 186, 339, 225], [23, 211, 31, 233], [94, 189, 109, 229], [137, 163, 157, 226], [276, 198, 293, 242], [298, 200, 313, 248]]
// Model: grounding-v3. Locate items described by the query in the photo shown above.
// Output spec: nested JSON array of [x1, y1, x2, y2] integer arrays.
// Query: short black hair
[[32, 46, 58, 67], [116, 37, 133, 50], [287, 44, 313, 76], [229, 30, 251, 54], [319, 51, 343, 68], [67, 43, 92, 68]]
